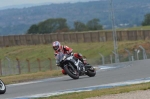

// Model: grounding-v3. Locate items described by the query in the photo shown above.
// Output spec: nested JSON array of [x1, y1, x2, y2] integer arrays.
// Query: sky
[[0, 0, 95, 9]]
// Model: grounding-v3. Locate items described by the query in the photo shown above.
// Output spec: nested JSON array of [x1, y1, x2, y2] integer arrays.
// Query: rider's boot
[[62, 69, 67, 75]]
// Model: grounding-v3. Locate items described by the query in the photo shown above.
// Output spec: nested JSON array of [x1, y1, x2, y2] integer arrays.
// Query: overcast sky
[[0, 0, 95, 8]]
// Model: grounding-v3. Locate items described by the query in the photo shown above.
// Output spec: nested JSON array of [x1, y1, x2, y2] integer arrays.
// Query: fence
[[98, 46, 150, 65], [0, 47, 150, 76], [0, 58, 56, 76], [0, 30, 150, 47]]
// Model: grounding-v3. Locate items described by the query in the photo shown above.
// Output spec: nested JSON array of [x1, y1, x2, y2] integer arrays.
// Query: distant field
[[117, 25, 150, 31], [87, 25, 150, 33]]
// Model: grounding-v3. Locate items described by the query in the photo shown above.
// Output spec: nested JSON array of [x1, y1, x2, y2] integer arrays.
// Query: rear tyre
[[64, 64, 79, 79], [0, 79, 6, 94]]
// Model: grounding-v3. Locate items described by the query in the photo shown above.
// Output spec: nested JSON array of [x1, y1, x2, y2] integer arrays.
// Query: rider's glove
[[70, 52, 74, 56]]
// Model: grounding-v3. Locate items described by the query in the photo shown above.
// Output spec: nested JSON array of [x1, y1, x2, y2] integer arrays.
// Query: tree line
[[27, 13, 150, 34], [26, 18, 103, 34], [142, 13, 150, 26]]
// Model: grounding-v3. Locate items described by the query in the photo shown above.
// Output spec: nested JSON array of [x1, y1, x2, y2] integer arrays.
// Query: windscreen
[[56, 52, 65, 63]]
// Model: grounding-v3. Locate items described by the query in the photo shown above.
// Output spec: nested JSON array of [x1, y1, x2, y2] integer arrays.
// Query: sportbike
[[57, 53, 96, 79], [0, 79, 6, 94]]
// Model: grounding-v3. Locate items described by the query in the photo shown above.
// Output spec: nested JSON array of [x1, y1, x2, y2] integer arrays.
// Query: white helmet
[[52, 41, 61, 51]]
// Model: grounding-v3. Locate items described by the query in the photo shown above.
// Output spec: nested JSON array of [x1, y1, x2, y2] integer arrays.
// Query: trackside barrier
[[37, 58, 41, 71], [16, 58, 21, 74], [0, 58, 57, 76], [99, 53, 105, 65], [26, 59, 31, 73], [99, 45, 148, 64], [48, 58, 52, 70], [0, 60, 2, 76], [139, 45, 147, 59], [124, 48, 132, 61], [0, 30, 150, 47]]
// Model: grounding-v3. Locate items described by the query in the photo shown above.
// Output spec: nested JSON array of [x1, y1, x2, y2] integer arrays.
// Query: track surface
[[1, 59, 150, 99]]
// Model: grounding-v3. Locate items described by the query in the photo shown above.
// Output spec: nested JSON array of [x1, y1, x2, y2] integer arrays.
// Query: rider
[[52, 41, 86, 75]]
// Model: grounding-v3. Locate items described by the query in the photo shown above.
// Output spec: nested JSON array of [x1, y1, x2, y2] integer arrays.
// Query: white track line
[[12, 77, 150, 99]]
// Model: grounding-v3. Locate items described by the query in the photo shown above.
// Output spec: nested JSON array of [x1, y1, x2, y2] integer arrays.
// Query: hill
[[0, 0, 150, 35]]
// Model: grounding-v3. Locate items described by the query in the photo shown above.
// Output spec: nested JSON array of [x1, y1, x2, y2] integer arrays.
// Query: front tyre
[[64, 64, 79, 79], [86, 66, 96, 77], [0, 79, 6, 94]]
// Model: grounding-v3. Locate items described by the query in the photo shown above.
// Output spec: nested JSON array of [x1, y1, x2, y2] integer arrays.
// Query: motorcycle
[[57, 52, 96, 79], [0, 79, 6, 94]]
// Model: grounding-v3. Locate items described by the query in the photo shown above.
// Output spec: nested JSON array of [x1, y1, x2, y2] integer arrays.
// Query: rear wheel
[[0, 79, 6, 94], [64, 63, 79, 79]]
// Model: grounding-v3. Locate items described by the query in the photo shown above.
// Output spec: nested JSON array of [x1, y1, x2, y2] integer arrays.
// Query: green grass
[[87, 25, 150, 32], [0, 40, 147, 61], [38, 82, 150, 99], [0, 45, 53, 61], [0, 70, 62, 85], [117, 25, 150, 31]]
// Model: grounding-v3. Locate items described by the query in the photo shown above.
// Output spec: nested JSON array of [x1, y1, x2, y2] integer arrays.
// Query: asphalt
[[1, 59, 150, 99]]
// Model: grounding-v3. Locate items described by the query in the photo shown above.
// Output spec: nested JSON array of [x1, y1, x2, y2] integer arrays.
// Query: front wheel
[[85, 65, 96, 77], [0, 79, 6, 94], [64, 63, 79, 79]]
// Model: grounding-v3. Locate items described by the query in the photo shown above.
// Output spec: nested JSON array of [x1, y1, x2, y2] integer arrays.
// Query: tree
[[27, 24, 39, 34], [74, 21, 87, 31], [27, 18, 69, 34], [142, 13, 150, 26], [38, 18, 69, 34], [86, 18, 103, 30]]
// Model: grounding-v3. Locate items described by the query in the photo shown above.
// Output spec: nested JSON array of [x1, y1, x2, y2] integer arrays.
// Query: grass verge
[[38, 82, 150, 99], [0, 70, 63, 85]]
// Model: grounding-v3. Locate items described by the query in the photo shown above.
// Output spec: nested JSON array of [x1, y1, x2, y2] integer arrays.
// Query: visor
[[53, 46, 59, 50]]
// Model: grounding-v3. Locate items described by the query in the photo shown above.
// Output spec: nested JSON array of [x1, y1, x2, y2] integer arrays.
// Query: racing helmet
[[52, 41, 61, 51]]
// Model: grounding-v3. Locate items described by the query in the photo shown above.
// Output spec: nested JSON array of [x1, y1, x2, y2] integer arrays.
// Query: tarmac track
[[1, 59, 150, 99]]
